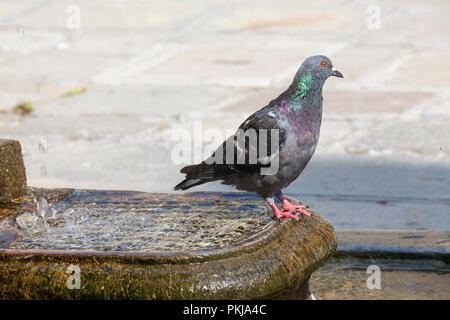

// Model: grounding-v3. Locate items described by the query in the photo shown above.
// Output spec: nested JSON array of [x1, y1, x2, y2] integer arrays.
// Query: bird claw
[[274, 211, 299, 221], [268, 198, 305, 222], [281, 204, 311, 217]]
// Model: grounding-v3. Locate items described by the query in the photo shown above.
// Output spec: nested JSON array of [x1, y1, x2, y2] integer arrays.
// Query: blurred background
[[0, 0, 449, 231]]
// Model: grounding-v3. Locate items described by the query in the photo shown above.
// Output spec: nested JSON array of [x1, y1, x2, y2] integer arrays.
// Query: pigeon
[[174, 55, 343, 221]]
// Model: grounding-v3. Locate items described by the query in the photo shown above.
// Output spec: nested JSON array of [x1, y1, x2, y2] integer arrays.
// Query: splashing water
[[36, 197, 49, 220], [38, 137, 47, 153], [16, 27, 25, 38], [16, 212, 37, 230], [8, 191, 273, 253]]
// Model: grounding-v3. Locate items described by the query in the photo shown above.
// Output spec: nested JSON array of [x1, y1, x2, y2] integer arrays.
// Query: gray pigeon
[[174, 55, 343, 220]]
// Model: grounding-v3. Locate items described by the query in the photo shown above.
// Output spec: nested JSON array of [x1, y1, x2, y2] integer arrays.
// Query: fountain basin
[[0, 188, 337, 299]]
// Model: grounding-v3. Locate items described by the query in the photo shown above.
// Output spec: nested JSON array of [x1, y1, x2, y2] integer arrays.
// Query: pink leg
[[267, 198, 299, 221], [280, 197, 311, 217]]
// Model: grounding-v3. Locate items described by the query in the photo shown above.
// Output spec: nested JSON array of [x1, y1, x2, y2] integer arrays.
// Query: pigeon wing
[[182, 107, 286, 180]]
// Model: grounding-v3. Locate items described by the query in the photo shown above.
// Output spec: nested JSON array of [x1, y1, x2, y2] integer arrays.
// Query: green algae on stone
[[12, 101, 34, 115], [62, 87, 86, 98], [0, 190, 337, 299]]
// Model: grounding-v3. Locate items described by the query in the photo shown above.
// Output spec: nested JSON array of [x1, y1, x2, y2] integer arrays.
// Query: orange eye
[[321, 61, 327, 68]]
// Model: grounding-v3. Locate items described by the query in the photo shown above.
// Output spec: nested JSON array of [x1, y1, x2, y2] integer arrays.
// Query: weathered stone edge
[[0, 193, 337, 299], [0, 139, 27, 202]]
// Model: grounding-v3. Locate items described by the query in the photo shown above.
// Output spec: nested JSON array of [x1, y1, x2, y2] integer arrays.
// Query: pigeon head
[[288, 55, 343, 100], [294, 55, 343, 85], [301, 55, 343, 80]]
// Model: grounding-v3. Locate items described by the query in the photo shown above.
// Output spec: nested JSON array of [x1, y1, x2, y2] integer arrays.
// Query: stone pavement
[[0, 0, 449, 230]]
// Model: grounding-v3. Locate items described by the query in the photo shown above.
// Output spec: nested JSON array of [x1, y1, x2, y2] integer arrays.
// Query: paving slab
[[387, 49, 450, 89], [336, 229, 450, 258], [355, 1, 450, 49], [0, 29, 66, 55], [0, 52, 123, 111], [97, 45, 319, 87], [348, 118, 450, 157], [36, 85, 237, 117], [311, 257, 450, 299], [14, 0, 200, 30]]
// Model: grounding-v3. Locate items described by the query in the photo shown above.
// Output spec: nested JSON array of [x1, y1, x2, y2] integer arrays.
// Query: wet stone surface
[[3, 189, 275, 252], [0, 189, 335, 300], [0, 139, 27, 202], [311, 257, 450, 300]]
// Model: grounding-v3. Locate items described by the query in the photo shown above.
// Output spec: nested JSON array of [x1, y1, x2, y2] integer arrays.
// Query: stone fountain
[[0, 139, 336, 299]]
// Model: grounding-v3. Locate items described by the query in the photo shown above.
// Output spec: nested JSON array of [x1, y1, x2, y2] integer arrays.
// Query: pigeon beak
[[331, 66, 344, 78]]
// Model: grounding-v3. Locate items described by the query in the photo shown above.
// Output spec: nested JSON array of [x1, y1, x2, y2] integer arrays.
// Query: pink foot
[[281, 198, 311, 217], [268, 201, 299, 221]]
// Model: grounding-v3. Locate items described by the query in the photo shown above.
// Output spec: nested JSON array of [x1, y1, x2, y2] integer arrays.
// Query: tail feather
[[175, 161, 236, 191], [181, 162, 216, 180]]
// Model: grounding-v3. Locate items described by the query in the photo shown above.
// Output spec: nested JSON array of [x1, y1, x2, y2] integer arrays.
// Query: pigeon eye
[[321, 61, 327, 68]]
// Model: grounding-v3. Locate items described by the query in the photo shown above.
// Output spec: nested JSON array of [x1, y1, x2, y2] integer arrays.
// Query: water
[[38, 137, 47, 153], [6, 190, 273, 253], [35, 197, 48, 219], [16, 27, 25, 38], [310, 257, 450, 299]]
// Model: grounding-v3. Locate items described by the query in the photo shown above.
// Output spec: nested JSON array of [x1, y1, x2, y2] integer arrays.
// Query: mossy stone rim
[[0, 196, 334, 265], [0, 191, 336, 299]]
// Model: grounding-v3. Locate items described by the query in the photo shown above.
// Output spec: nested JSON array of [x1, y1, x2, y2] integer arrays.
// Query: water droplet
[[56, 42, 69, 50], [16, 212, 36, 229], [36, 197, 49, 220], [39, 136, 47, 153], [16, 27, 25, 38], [50, 208, 57, 218]]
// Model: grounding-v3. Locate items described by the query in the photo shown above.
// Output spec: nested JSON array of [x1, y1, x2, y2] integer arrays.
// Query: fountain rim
[[1, 190, 306, 264]]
